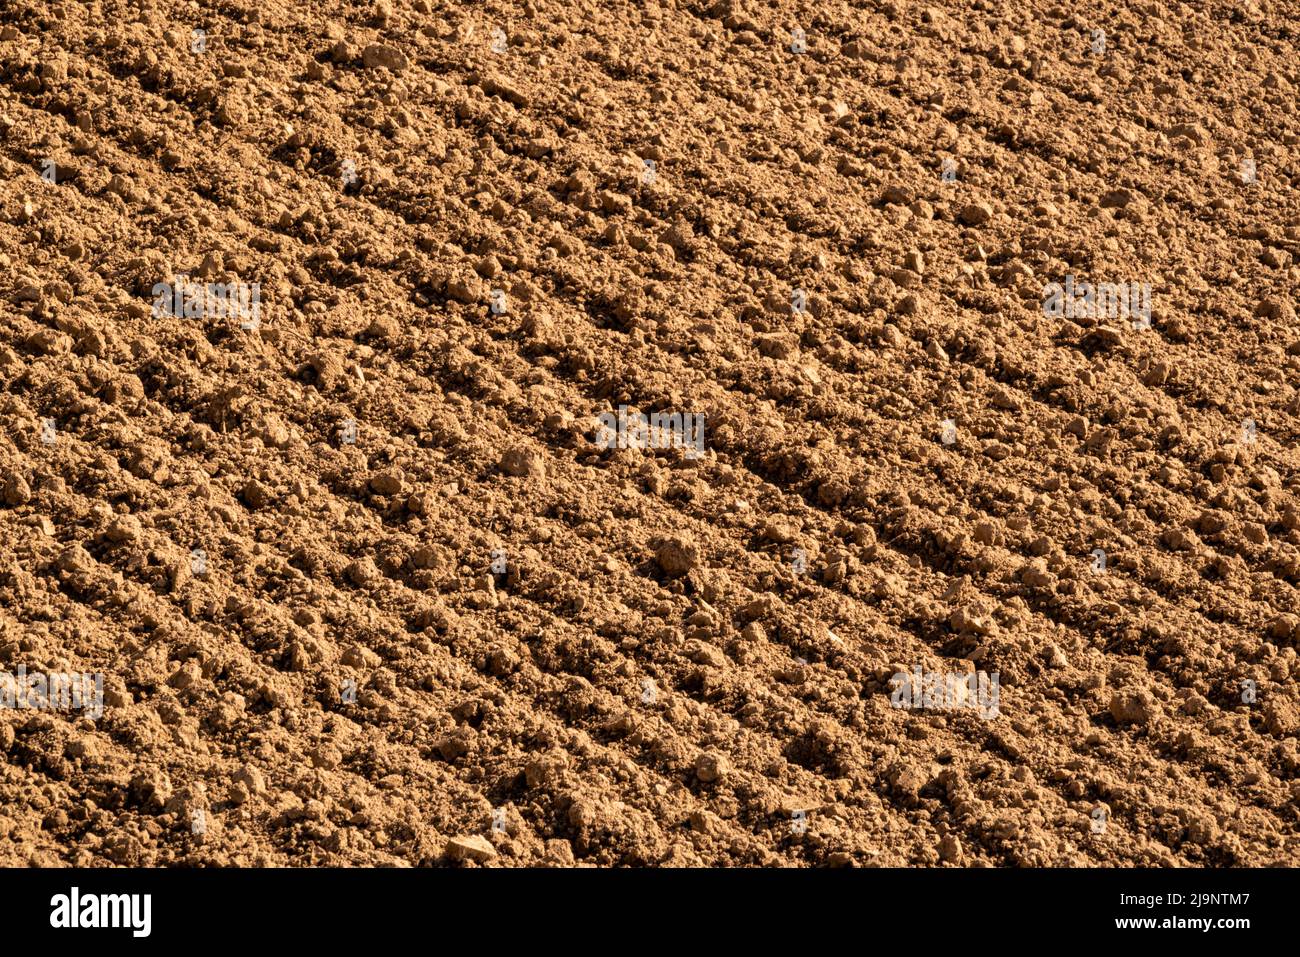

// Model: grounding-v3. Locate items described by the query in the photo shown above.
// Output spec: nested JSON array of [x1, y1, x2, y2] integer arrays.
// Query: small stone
[[1267, 615, 1297, 640], [241, 479, 271, 509], [566, 170, 597, 193], [1263, 699, 1299, 736], [1109, 690, 1158, 725], [366, 315, 399, 340], [362, 43, 409, 72], [653, 535, 700, 577], [689, 809, 718, 834], [525, 755, 564, 789], [345, 558, 380, 587], [939, 834, 963, 862], [1262, 247, 1289, 269], [545, 839, 575, 865], [1099, 188, 1136, 208], [755, 332, 800, 360], [760, 520, 797, 544], [236, 765, 266, 795], [499, 446, 545, 479], [105, 516, 141, 544], [1044, 643, 1069, 668], [880, 185, 912, 205], [341, 644, 379, 668], [329, 39, 357, 63], [1169, 122, 1206, 145], [444, 834, 496, 863], [1161, 528, 1199, 551], [369, 469, 405, 496], [685, 640, 726, 668], [215, 95, 248, 128], [958, 202, 993, 226], [990, 386, 1019, 410], [1255, 298, 1296, 321], [1019, 560, 1055, 588], [307, 745, 342, 770], [436, 729, 474, 761], [446, 277, 483, 303], [2, 473, 31, 506], [695, 751, 730, 784]]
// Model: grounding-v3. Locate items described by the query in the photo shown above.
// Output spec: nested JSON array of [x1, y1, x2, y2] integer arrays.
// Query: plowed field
[[1, 0, 1299, 866]]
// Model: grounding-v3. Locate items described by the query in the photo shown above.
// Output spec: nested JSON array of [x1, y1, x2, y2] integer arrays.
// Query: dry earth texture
[[1, 0, 1299, 868]]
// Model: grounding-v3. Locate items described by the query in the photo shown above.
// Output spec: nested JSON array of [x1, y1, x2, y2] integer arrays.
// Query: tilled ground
[[1, 0, 1299, 866]]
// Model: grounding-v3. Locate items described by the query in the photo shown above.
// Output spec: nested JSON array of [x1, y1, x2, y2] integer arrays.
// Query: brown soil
[[1, 0, 1299, 867]]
